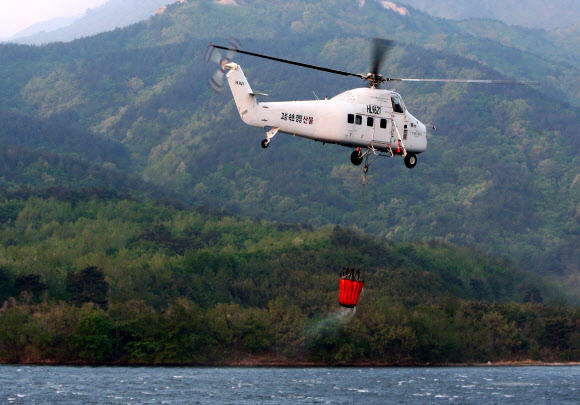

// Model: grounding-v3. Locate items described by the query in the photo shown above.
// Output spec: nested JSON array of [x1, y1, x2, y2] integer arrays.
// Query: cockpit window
[[391, 95, 404, 113]]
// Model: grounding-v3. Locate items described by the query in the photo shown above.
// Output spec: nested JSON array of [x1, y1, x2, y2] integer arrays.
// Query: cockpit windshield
[[391, 95, 405, 113]]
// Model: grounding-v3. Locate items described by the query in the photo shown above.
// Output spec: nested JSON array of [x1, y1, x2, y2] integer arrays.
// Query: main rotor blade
[[389, 78, 540, 85], [370, 38, 393, 77], [212, 44, 362, 79], [212, 44, 540, 87]]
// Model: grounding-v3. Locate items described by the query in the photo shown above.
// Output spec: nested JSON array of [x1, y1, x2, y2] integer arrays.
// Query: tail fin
[[225, 64, 263, 127]]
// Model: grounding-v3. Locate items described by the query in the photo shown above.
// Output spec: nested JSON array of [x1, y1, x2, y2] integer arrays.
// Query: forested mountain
[[0, 0, 578, 287], [400, 0, 580, 30], [452, 20, 580, 69], [1, 194, 577, 364], [0, 0, 578, 365], [7, 16, 79, 42], [7, 0, 171, 45]]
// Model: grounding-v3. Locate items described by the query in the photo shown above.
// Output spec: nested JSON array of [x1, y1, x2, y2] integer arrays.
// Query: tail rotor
[[204, 37, 241, 93]]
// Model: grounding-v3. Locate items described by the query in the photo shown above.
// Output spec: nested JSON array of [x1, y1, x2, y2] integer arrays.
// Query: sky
[[0, 0, 109, 38]]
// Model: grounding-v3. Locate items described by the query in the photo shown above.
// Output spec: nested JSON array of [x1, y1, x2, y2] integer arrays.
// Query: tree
[[73, 307, 113, 362], [523, 285, 543, 304], [14, 274, 46, 302], [0, 268, 15, 302], [157, 298, 210, 363], [268, 297, 306, 357], [66, 266, 109, 309], [0, 307, 30, 362], [541, 318, 575, 356], [239, 308, 272, 355]]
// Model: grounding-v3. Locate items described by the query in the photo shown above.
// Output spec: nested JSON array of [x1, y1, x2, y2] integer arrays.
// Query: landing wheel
[[350, 150, 363, 166], [261, 139, 269, 149], [404, 153, 417, 169]]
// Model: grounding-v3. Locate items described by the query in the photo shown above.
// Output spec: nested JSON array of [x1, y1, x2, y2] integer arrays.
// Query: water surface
[[1, 365, 578, 404]]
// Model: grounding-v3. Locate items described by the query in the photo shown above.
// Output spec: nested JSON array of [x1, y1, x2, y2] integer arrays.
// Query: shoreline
[[3, 359, 580, 367]]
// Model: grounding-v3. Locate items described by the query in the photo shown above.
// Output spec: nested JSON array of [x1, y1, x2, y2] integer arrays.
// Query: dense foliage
[[0, 1, 577, 282], [0, 193, 578, 364], [0, 1, 578, 364]]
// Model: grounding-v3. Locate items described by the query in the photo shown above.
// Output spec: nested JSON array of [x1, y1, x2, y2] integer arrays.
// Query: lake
[[1, 365, 578, 404]]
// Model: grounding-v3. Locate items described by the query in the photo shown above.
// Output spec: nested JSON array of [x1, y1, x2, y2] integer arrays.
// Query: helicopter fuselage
[[226, 63, 427, 161]]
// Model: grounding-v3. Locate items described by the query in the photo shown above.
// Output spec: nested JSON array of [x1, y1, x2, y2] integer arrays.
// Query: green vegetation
[[0, 193, 578, 364], [0, 1, 578, 364], [0, 1, 577, 282]]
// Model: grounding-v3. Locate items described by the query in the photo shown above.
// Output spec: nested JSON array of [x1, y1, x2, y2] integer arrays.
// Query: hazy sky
[[0, 0, 109, 38]]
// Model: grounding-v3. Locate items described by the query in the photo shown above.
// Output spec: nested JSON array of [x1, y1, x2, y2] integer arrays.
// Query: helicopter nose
[[417, 121, 427, 151], [416, 121, 427, 137]]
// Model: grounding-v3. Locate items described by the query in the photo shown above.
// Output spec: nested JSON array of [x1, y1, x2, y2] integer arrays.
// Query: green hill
[[1, 193, 577, 364], [0, 0, 577, 282], [400, 0, 580, 30]]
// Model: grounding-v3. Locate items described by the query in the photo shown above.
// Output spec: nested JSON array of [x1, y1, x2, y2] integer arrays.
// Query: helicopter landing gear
[[404, 153, 417, 169], [262, 126, 279, 149], [351, 150, 363, 166]]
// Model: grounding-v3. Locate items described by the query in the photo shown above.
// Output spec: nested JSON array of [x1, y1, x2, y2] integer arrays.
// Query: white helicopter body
[[208, 40, 536, 171], [226, 63, 426, 167]]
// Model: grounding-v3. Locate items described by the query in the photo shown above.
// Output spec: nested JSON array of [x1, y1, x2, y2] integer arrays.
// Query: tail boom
[[225, 64, 264, 127]]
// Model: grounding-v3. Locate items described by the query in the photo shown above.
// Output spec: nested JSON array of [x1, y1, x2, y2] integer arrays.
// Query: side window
[[347, 114, 354, 124], [380, 119, 387, 129], [391, 96, 404, 113], [367, 117, 374, 127], [355, 115, 362, 125]]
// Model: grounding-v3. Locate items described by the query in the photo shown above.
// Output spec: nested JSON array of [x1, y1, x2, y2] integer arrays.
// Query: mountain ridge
[[0, 0, 577, 283], [5, 0, 172, 45], [399, 0, 580, 30]]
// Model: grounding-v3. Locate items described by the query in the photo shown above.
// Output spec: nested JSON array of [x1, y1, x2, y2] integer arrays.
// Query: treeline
[[0, 1, 578, 280], [0, 194, 578, 364], [0, 0, 578, 365], [1, 292, 578, 364]]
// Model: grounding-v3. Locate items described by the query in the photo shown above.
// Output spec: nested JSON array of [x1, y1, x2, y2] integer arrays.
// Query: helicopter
[[206, 39, 538, 172]]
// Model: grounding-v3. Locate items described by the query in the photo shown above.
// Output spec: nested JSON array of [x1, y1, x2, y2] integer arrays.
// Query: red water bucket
[[339, 278, 364, 308]]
